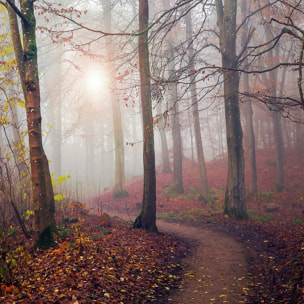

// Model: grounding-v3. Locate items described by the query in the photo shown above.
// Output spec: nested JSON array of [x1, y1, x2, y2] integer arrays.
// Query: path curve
[[157, 221, 248, 304], [106, 211, 249, 304]]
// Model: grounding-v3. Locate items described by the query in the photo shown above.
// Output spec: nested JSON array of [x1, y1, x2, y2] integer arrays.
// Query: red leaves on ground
[[0, 215, 186, 303], [99, 148, 304, 303]]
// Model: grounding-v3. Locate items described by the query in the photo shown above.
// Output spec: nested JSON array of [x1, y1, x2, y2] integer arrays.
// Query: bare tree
[[240, 0, 257, 196], [102, 0, 129, 199], [215, 0, 247, 219], [185, 6, 209, 202], [133, 0, 157, 232]]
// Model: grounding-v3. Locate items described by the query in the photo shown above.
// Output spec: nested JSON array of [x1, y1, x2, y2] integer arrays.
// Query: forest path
[[105, 211, 249, 304], [158, 221, 248, 304]]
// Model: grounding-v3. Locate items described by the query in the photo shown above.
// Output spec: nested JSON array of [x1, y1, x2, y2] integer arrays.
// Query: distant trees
[[269, 0, 304, 108], [102, 0, 128, 199], [240, 0, 303, 191], [156, 102, 171, 173], [185, 6, 209, 202], [1, 0, 304, 233], [161, 0, 184, 195], [240, 0, 257, 197]]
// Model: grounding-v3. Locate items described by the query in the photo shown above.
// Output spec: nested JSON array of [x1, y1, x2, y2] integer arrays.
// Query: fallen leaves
[[0, 215, 186, 303], [100, 148, 304, 303]]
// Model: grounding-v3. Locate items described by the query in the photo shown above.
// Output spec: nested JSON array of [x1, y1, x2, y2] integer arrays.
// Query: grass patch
[[160, 185, 181, 199], [292, 217, 304, 224], [258, 190, 274, 201], [157, 212, 180, 221], [160, 185, 202, 201], [248, 210, 274, 223]]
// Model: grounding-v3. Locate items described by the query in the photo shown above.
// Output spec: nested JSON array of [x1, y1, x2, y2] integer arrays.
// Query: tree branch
[[5, 0, 27, 23]]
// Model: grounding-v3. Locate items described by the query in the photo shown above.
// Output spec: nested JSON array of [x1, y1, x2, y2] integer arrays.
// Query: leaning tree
[[4, 0, 56, 248]]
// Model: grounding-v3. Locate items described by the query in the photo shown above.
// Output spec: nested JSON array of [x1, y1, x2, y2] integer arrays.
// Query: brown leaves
[[0, 215, 185, 303]]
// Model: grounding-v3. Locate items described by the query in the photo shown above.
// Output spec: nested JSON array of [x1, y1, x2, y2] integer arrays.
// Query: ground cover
[[1, 148, 304, 303], [0, 212, 187, 303], [100, 148, 304, 303]]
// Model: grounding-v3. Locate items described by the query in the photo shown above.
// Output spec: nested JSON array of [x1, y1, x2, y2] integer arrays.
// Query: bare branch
[[5, 0, 27, 24]]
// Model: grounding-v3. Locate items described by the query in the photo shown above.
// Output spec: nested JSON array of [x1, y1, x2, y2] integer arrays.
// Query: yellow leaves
[[57, 175, 68, 184], [54, 194, 65, 201], [14, 101, 26, 109], [0, 4, 6, 13], [3, 46, 13, 57], [25, 210, 34, 221], [104, 292, 110, 298], [4, 152, 11, 160]]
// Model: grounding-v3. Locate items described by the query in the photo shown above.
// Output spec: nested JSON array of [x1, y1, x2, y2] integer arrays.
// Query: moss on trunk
[[36, 223, 58, 249]]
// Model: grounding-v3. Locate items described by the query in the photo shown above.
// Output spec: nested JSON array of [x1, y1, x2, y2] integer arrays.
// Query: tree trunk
[[8, 0, 56, 248], [7, 2, 28, 180], [186, 9, 209, 202], [102, 0, 128, 199], [243, 97, 257, 196], [216, 0, 247, 219], [112, 98, 128, 198], [187, 107, 195, 167], [162, 0, 183, 194], [85, 119, 95, 196], [272, 111, 285, 190], [133, 0, 157, 232], [47, 47, 63, 178], [296, 120, 304, 168], [241, 0, 257, 196], [265, 26, 285, 191], [171, 88, 184, 194], [156, 103, 171, 173]]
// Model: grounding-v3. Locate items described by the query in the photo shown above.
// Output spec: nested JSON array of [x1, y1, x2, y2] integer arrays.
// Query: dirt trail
[[106, 211, 249, 304], [158, 221, 248, 304]]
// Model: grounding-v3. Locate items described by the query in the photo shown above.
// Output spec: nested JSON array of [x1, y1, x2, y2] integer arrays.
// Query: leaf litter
[[0, 214, 187, 303], [1, 148, 304, 303]]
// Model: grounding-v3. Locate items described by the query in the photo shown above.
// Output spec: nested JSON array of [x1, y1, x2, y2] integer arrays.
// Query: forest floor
[[104, 213, 250, 304], [1, 148, 304, 303], [98, 148, 304, 303]]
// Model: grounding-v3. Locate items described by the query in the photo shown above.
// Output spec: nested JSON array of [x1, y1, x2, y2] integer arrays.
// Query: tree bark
[[241, 0, 257, 196], [171, 82, 184, 194], [162, 0, 183, 194], [264, 26, 285, 191], [7, 2, 29, 181], [216, 0, 247, 219], [156, 102, 171, 173], [133, 0, 157, 232], [8, 0, 56, 247], [296, 120, 304, 168], [272, 111, 285, 190]]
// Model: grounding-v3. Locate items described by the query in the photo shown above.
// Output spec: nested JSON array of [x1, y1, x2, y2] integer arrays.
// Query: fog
[[1, 0, 303, 205], [33, 1, 225, 201]]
